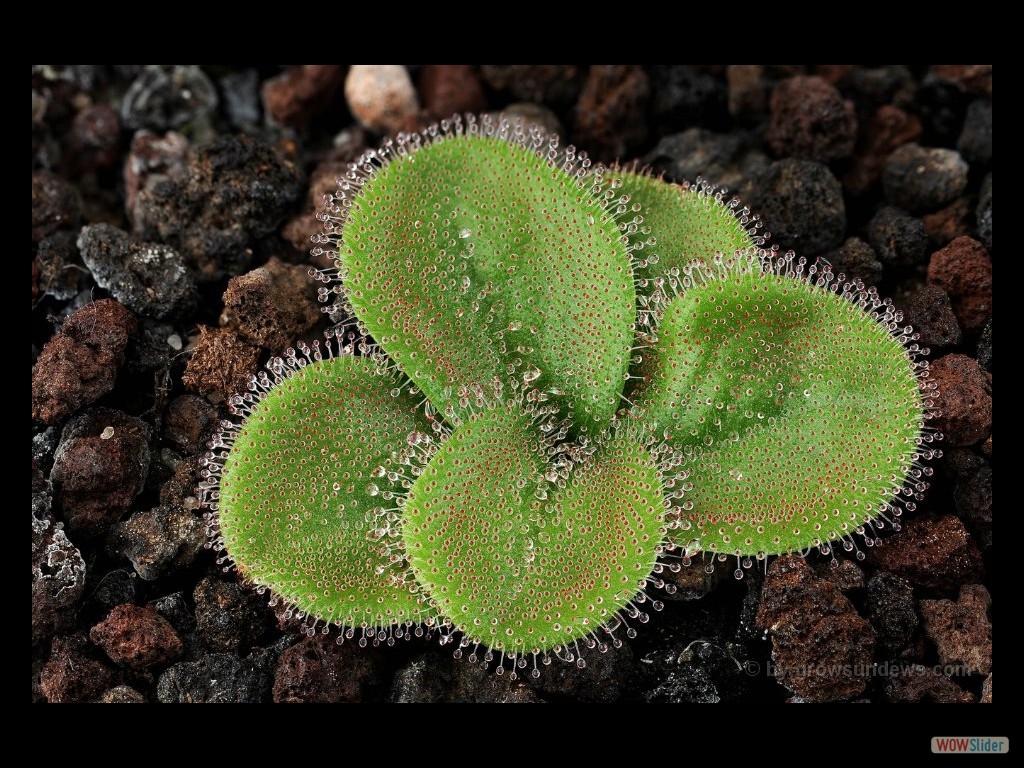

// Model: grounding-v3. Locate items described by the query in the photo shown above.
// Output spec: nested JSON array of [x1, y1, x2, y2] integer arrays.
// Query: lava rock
[[930, 65, 992, 97], [344, 65, 419, 134], [221, 257, 321, 351], [813, 559, 865, 591], [648, 65, 728, 132], [929, 353, 992, 446], [866, 206, 929, 267], [388, 651, 544, 703], [262, 65, 344, 130], [843, 105, 922, 195], [976, 173, 991, 251], [977, 319, 992, 371], [920, 584, 992, 676], [273, 636, 384, 703], [899, 283, 961, 350], [865, 571, 918, 655], [823, 237, 882, 286], [51, 408, 151, 537], [957, 100, 992, 166], [927, 236, 992, 334], [573, 65, 649, 160], [40, 633, 117, 703], [182, 326, 261, 404], [194, 576, 266, 653], [123, 129, 191, 219], [96, 685, 146, 703], [664, 560, 728, 600], [133, 135, 300, 280], [726, 64, 765, 118], [156, 649, 277, 703], [766, 75, 856, 161], [840, 66, 917, 116], [922, 198, 972, 248], [154, 591, 197, 636], [163, 394, 218, 455], [883, 665, 975, 703], [981, 674, 992, 703], [218, 69, 261, 130], [528, 640, 636, 703], [480, 65, 582, 107], [756, 555, 875, 702], [644, 128, 767, 191], [85, 569, 137, 614], [159, 454, 203, 509], [32, 481, 86, 645], [89, 603, 184, 669], [642, 639, 751, 703], [418, 65, 487, 120], [32, 170, 81, 244], [67, 104, 120, 174], [109, 503, 205, 581], [35, 231, 89, 302], [746, 159, 846, 254], [882, 143, 969, 212], [498, 103, 563, 138], [32, 299, 137, 424], [869, 515, 983, 591], [121, 65, 218, 130], [77, 223, 197, 320]]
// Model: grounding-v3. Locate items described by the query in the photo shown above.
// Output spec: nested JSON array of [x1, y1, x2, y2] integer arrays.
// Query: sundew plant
[[200, 115, 937, 676]]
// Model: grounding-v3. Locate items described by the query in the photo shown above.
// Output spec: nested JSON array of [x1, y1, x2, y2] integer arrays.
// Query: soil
[[32, 65, 992, 704]]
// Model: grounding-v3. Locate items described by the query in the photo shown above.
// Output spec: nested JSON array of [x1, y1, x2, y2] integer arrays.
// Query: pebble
[[746, 159, 846, 254], [866, 206, 929, 267], [726, 64, 765, 118], [388, 651, 543, 703], [78, 223, 197, 320], [262, 65, 344, 129], [35, 230, 89, 302], [96, 685, 146, 703], [163, 395, 218, 455], [865, 571, 918, 655], [648, 65, 727, 132], [273, 635, 384, 703], [123, 129, 191, 219], [89, 603, 184, 669], [418, 65, 487, 119], [976, 173, 992, 251], [766, 75, 856, 161], [32, 170, 81, 244], [108, 503, 205, 581], [32, 471, 86, 645], [882, 143, 969, 212], [927, 236, 992, 333], [920, 584, 992, 675], [156, 648, 279, 703], [344, 65, 419, 134], [121, 65, 218, 130], [756, 555, 875, 701], [645, 128, 766, 191], [823, 237, 882, 286], [868, 515, 983, 591], [480, 65, 582, 107], [40, 633, 117, 703], [922, 198, 972, 248], [194, 576, 266, 653], [929, 353, 992, 446], [842, 105, 921, 195], [221, 257, 321, 351], [957, 99, 992, 166], [573, 65, 649, 160], [498, 103, 563, 138], [181, 326, 261, 404], [899, 283, 961, 350], [51, 408, 150, 537], [884, 665, 975, 703]]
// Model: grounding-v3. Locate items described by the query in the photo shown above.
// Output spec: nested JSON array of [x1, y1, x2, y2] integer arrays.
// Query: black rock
[[649, 66, 729, 133], [644, 128, 767, 191], [899, 283, 962, 349], [823, 237, 883, 287], [957, 100, 992, 166], [867, 206, 929, 267], [121, 65, 218, 131], [193, 576, 267, 653], [882, 143, 969, 213], [108, 504, 205, 581], [977, 319, 992, 371], [156, 649, 277, 703], [746, 159, 846, 254], [976, 173, 992, 252]]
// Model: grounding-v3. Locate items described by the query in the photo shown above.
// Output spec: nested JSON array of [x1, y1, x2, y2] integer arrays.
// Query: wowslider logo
[[932, 737, 1008, 754]]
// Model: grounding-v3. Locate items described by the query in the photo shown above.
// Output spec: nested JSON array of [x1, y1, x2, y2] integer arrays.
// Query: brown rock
[[843, 105, 922, 195], [68, 104, 121, 174], [159, 454, 204, 509], [927, 236, 992, 333], [262, 65, 344, 129], [812, 559, 865, 591], [869, 515, 983, 590], [923, 198, 972, 248], [32, 477, 86, 645], [920, 584, 992, 675], [480, 65, 582, 106], [498, 103, 564, 137], [32, 170, 81, 244], [898, 283, 962, 350], [273, 636, 383, 703], [929, 353, 992, 446], [51, 408, 151, 537], [726, 65, 765, 117], [96, 685, 146, 703], [930, 65, 992, 96], [123, 130, 191, 219], [90, 604, 184, 669], [866, 571, 918, 655], [182, 326, 261, 404], [419, 65, 487, 120], [344, 65, 419, 134], [883, 665, 975, 703], [32, 299, 136, 425], [221, 257, 321, 352], [164, 394, 218, 455], [766, 76, 857, 161], [573, 65, 649, 160], [981, 673, 992, 703], [40, 634, 117, 703], [823, 237, 882, 287], [756, 555, 875, 702]]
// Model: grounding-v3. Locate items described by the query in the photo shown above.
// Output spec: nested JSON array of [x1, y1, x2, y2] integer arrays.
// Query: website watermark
[[741, 659, 979, 679], [931, 738, 1008, 755]]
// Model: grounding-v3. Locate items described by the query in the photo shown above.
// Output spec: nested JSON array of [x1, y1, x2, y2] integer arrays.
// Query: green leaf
[[336, 125, 635, 435], [400, 401, 666, 657], [214, 353, 431, 629], [634, 255, 925, 557]]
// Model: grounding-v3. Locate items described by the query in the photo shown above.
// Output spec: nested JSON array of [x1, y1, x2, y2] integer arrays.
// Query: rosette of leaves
[[202, 115, 934, 671]]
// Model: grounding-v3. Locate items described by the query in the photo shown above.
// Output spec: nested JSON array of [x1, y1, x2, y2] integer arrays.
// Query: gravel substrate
[[32, 65, 993, 704]]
